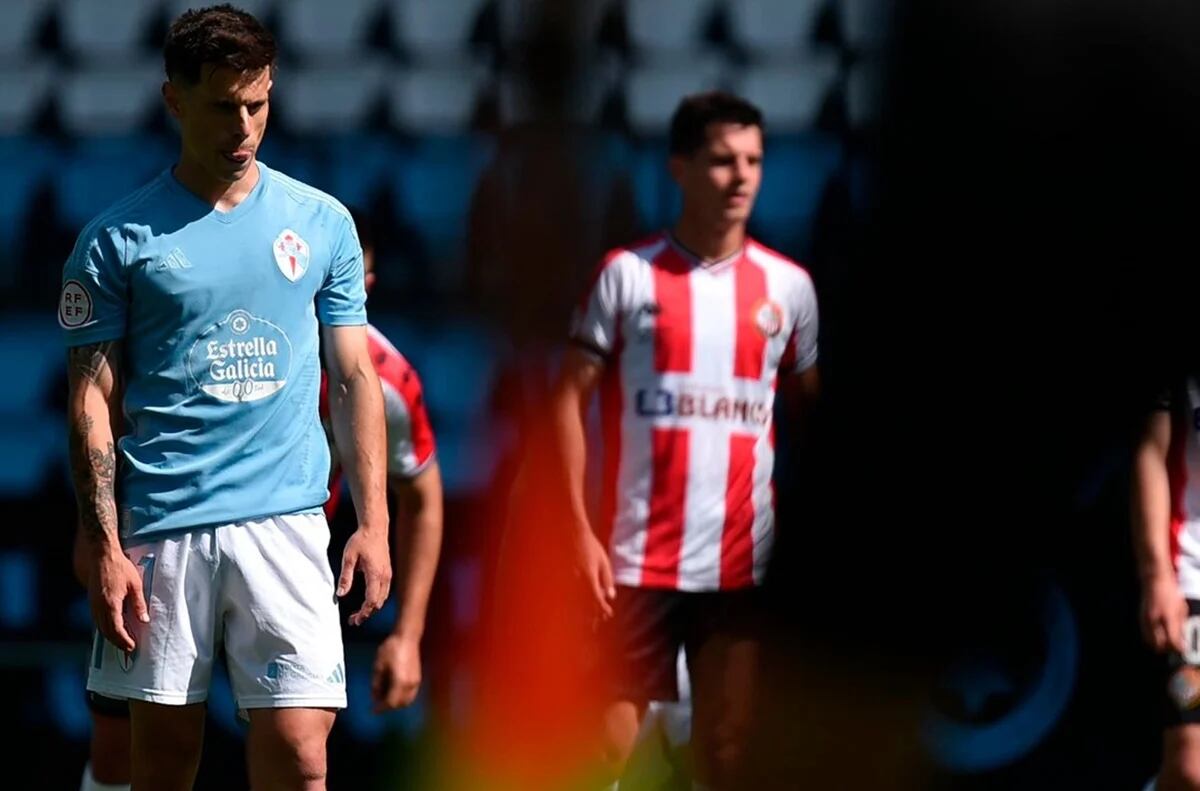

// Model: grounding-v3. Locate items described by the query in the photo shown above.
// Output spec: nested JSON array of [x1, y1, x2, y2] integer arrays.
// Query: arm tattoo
[[67, 342, 122, 544]]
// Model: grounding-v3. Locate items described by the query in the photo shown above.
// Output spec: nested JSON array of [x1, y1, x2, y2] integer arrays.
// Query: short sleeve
[[783, 270, 819, 374], [59, 226, 128, 346], [569, 253, 624, 361], [384, 365, 437, 478], [316, 211, 367, 326]]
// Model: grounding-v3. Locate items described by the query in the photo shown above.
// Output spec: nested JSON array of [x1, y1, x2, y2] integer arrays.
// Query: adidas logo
[[326, 663, 345, 685]]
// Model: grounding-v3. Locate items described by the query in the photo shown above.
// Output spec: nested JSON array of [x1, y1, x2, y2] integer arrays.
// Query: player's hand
[[574, 527, 616, 620], [338, 526, 392, 626], [88, 549, 148, 654], [1142, 575, 1189, 654], [371, 633, 422, 712]]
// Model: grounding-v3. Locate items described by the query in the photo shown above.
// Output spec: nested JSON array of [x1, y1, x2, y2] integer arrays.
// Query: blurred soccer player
[[1135, 385, 1200, 791], [320, 209, 444, 712], [61, 6, 389, 789], [554, 92, 820, 790]]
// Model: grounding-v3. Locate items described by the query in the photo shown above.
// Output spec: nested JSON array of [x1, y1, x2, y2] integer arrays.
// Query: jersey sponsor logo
[[187, 309, 293, 402], [635, 387, 771, 425], [273, 229, 310, 282], [753, 298, 784, 339], [58, 279, 93, 328]]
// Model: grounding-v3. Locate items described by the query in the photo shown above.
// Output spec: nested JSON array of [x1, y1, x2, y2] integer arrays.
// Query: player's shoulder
[[367, 323, 422, 388], [611, 231, 671, 264], [73, 171, 171, 253], [596, 232, 672, 276], [367, 323, 411, 368], [746, 238, 813, 287], [263, 163, 355, 228]]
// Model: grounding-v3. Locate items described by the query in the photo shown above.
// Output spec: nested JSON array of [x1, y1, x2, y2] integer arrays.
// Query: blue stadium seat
[[0, 415, 63, 495], [0, 62, 54, 135], [256, 136, 322, 189], [408, 322, 496, 419], [55, 135, 174, 230], [388, 64, 487, 135], [390, 136, 494, 284], [0, 140, 54, 276], [165, 0, 274, 25], [847, 58, 883, 129], [0, 314, 64, 416], [627, 142, 675, 232], [731, 57, 840, 133], [58, 60, 164, 137], [59, 0, 163, 62], [496, 58, 618, 126], [324, 133, 402, 213], [276, 0, 383, 62], [624, 56, 727, 136], [624, 0, 718, 62], [390, 0, 491, 63], [726, 0, 828, 60], [750, 133, 842, 256], [839, 0, 892, 52], [0, 0, 54, 60], [272, 60, 387, 136]]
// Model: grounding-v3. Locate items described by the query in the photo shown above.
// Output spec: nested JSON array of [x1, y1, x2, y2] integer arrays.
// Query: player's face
[[165, 65, 272, 184], [671, 122, 763, 227]]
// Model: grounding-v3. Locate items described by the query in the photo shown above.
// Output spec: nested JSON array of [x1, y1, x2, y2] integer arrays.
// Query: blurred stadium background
[[0, 0, 884, 787], [6, 0, 1196, 788]]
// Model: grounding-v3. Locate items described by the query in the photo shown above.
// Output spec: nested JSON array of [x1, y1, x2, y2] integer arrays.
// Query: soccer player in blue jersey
[[60, 6, 390, 789]]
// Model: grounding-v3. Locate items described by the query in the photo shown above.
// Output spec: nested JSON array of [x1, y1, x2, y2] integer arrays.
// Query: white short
[[87, 512, 346, 711]]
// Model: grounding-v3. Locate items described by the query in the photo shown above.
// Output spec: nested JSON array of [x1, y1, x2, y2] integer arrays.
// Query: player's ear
[[667, 154, 687, 187], [162, 80, 183, 120]]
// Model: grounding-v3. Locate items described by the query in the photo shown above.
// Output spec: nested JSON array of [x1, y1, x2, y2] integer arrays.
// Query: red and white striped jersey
[[1163, 381, 1200, 598], [571, 232, 818, 592], [320, 324, 437, 518]]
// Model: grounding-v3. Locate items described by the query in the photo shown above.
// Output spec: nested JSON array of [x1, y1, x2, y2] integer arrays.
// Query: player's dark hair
[[347, 206, 375, 254], [164, 4, 277, 85], [668, 91, 764, 157]]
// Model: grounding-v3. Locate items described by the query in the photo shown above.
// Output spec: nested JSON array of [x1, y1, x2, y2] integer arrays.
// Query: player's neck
[[670, 215, 746, 265], [172, 157, 261, 213]]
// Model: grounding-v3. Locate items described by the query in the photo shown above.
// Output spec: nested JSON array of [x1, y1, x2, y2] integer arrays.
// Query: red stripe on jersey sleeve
[[720, 434, 757, 589], [652, 248, 693, 374], [641, 427, 689, 588], [733, 256, 769, 379], [402, 367, 437, 468]]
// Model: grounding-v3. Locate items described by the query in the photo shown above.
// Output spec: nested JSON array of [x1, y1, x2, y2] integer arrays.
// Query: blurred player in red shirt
[[554, 92, 820, 789], [322, 207, 444, 712]]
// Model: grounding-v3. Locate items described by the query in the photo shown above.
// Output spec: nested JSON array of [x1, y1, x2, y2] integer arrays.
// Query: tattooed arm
[[67, 340, 147, 652]]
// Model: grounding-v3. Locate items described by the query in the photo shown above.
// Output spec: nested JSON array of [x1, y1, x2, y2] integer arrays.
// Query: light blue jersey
[[59, 162, 366, 541]]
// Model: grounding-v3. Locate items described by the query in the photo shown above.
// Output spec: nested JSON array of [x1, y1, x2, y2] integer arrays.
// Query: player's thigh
[[685, 591, 763, 753], [87, 531, 221, 706], [128, 700, 206, 776], [245, 707, 336, 771], [597, 586, 688, 769], [220, 513, 346, 712]]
